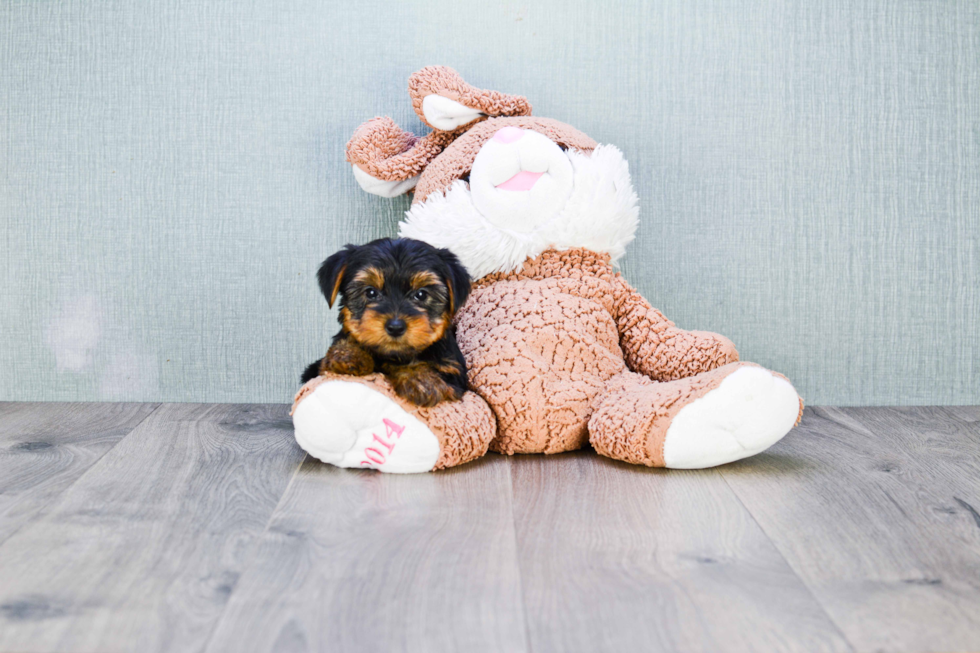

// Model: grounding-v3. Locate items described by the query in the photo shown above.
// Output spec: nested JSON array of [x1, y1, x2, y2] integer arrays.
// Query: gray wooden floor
[[0, 404, 978, 653]]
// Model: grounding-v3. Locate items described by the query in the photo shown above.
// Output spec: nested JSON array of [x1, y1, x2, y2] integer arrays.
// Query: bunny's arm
[[611, 274, 739, 382]]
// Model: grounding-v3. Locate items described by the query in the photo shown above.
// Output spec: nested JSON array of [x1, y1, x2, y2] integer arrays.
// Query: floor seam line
[[0, 402, 164, 548], [508, 457, 535, 653], [199, 445, 308, 653]]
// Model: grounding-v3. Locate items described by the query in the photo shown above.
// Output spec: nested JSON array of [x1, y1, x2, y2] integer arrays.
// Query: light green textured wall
[[1, 1, 978, 404]]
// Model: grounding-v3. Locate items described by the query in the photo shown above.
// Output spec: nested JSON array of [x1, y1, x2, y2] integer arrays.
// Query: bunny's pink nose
[[493, 126, 524, 144]]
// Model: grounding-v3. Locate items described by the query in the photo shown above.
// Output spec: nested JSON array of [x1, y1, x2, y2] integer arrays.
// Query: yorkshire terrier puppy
[[301, 238, 471, 407]]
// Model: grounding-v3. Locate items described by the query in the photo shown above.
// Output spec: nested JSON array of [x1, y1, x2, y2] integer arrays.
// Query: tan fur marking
[[346, 306, 447, 356], [410, 271, 441, 290], [402, 314, 445, 351], [340, 307, 355, 333], [349, 309, 391, 349], [353, 267, 384, 290], [328, 265, 346, 307], [434, 360, 462, 376]]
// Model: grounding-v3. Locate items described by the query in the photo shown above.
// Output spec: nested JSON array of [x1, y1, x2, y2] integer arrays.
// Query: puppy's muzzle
[[384, 318, 407, 337]]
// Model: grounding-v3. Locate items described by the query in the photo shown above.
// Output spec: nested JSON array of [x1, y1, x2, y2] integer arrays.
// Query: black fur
[[300, 360, 322, 384], [317, 246, 352, 307], [301, 238, 471, 404]]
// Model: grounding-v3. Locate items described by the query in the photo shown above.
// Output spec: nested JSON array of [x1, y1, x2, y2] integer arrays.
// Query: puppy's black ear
[[437, 248, 471, 314], [317, 245, 355, 307]]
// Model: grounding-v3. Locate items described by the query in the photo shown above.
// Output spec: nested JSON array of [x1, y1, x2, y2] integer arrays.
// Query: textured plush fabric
[[345, 117, 457, 182], [408, 65, 532, 131], [589, 365, 743, 466], [457, 248, 755, 458], [611, 274, 739, 382]]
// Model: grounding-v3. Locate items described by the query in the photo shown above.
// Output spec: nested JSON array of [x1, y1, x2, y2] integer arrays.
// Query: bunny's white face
[[399, 129, 640, 280], [468, 127, 574, 233]]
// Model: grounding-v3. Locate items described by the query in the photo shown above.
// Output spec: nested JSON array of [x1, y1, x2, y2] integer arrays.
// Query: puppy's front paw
[[323, 340, 374, 376], [392, 375, 445, 407], [389, 365, 457, 407]]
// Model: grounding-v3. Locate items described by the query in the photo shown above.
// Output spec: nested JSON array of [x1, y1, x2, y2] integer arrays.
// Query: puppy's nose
[[493, 126, 524, 144], [384, 318, 407, 337]]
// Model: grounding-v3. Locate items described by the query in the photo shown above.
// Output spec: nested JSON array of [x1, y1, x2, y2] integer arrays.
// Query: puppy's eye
[[412, 289, 429, 302], [364, 288, 379, 300]]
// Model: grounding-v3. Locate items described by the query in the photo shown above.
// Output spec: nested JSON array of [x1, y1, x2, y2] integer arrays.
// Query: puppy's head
[[318, 238, 470, 356]]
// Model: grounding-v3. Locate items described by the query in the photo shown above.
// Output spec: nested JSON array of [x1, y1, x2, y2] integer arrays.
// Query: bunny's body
[[292, 67, 802, 473]]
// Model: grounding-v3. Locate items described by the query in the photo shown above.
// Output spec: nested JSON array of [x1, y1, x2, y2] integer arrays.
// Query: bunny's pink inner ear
[[408, 66, 532, 132], [345, 117, 455, 190]]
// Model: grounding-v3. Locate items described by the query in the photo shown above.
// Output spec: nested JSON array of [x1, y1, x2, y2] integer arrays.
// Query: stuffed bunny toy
[[292, 66, 803, 473]]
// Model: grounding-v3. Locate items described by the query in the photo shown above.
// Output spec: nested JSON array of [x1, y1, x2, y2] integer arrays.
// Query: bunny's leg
[[292, 373, 496, 473], [589, 363, 803, 469]]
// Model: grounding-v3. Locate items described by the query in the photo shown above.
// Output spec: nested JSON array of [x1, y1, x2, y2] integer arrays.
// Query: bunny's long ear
[[409, 66, 532, 132], [346, 117, 456, 198], [346, 67, 533, 198]]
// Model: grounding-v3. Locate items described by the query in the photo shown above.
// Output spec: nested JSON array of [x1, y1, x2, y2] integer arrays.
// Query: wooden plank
[[945, 405, 980, 425], [0, 402, 159, 544], [205, 454, 529, 653], [850, 406, 980, 497], [723, 407, 980, 652], [0, 403, 305, 653], [510, 450, 850, 653], [880, 406, 980, 482]]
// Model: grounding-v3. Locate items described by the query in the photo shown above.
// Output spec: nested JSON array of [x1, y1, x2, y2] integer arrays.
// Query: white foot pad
[[292, 381, 440, 473], [663, 367, 800, 469]]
